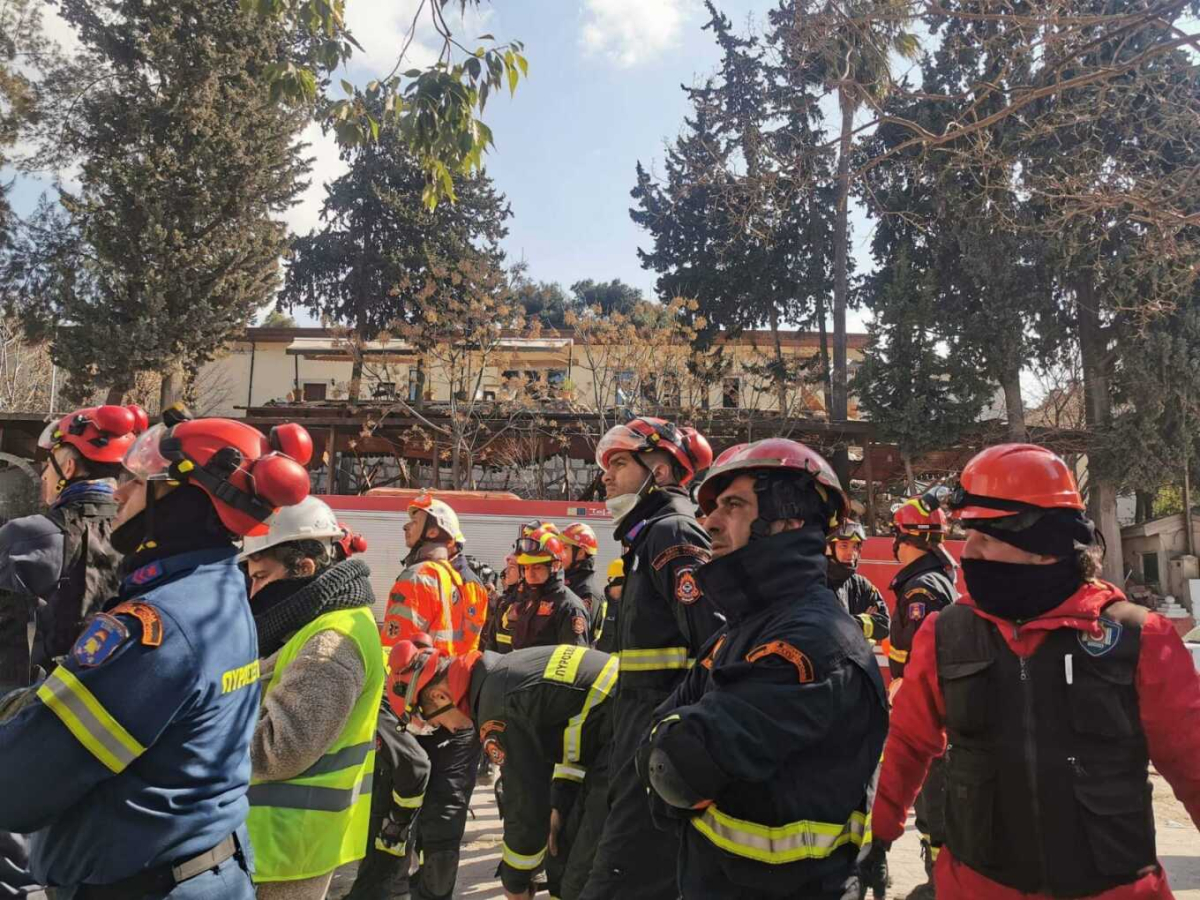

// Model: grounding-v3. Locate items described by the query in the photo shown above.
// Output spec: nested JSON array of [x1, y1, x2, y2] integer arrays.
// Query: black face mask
[[827, 558, 856, 590], [961, 556, 1083, 622]]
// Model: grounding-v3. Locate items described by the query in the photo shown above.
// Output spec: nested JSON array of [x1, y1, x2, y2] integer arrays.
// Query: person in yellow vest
[[240, 496, 385, 900]]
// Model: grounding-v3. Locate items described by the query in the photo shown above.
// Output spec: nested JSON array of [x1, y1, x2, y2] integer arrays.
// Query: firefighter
[[380, 493, 487, 900], [0, 411, 314, 898], [827, 519, 890, 642], [865, 443, 1200, 899], [0, 404, 146, 899], [483, 552, 522, 654], [239, 496, 385, 900], [388, 640, 618, 900], [594, 559, 623, 654], [508, 526, 590, 651], [581, 417, 722, 900], [640, 439, 888, 899], [561, 523, 603, 639], [887, 490, 957, 896]]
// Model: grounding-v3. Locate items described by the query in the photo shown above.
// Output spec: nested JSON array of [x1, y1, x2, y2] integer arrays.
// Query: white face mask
[[606, 493, 641, 525]]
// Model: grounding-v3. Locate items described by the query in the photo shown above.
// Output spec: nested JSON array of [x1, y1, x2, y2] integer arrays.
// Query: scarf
[[253, 558, 376, 658]]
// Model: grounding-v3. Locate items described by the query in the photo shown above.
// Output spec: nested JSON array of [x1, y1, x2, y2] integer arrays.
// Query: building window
[[372, 381, 396, 399], [407, 368, 423, 402], [722, 377, 741, 409], [1142, 552, 1160, 586], [303, 382, 327, 402], [547, 369, 567, 388], [615, 370, 635, 406]]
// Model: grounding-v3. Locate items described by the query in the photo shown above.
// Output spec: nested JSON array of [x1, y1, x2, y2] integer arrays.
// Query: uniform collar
[[117, 546, 241, 599], [890, 551, 952, 591], [617, 487, 692, 545], [696, 527, 829, 624]]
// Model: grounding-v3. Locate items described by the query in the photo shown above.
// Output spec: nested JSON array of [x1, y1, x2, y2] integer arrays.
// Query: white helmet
[[239, 496, 345, 561]]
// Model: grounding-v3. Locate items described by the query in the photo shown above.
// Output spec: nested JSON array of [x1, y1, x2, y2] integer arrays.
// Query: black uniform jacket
[[888, 551, 957, 679]]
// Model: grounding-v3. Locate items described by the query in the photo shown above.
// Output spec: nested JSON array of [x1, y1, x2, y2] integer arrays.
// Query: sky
[[8, 0, 875, 330]]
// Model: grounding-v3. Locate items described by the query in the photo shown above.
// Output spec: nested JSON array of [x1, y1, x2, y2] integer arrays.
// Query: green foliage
[[261, 309, 297, 328], [7, 0, 310, 398], [0, 0, 49, 246], [281, 117, 510, 340], [246, 0, 526, 209]]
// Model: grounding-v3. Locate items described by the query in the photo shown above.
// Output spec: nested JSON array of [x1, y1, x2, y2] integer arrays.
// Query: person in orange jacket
[[864, 444, 1200, 900]]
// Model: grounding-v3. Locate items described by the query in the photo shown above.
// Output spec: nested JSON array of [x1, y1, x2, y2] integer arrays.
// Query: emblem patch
[[746, 640, 815, 683], [909, 602, 926, 622], [537, 601, 555, 617], [652, 544, 712, 571], [480, 720, 507, 766], [128, 561, 163, 586], [111, 601, 163, 647], [675, 566, 701, 605], [384, 620, 401, 639], [1078, 618, 1123, 657], [572, 615, 587, 635], [72, 614, 130, 668]]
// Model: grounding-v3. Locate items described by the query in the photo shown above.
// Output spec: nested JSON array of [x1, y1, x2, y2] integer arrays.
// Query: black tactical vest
[[935, 602, 1156, 898]]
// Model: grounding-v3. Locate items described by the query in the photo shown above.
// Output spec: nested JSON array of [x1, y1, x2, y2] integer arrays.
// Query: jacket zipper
[[1018, 649, 1050, 891]]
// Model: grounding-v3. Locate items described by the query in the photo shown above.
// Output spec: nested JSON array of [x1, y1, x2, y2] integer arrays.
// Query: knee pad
[[418, 849, 459, 898]]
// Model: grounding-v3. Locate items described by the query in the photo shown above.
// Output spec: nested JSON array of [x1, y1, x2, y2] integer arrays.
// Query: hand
[[859, 840, 891, 899], [548, 807, 564, 858]]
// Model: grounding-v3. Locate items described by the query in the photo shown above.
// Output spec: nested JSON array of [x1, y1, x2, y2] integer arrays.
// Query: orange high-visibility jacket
[[382, 558, 486, 656]]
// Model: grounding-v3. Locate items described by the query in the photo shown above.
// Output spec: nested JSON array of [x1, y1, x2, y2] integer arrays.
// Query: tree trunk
[[348, 356, 363, 403], [816, 294, 833, 415], [902, 450, 916, 495], [1001, 362, 1027, 441], [831, 90, 854, 489], [159, 364, 184, 412], [769, 309, 789, 423], [1135, 490, 1154, 524], [1076, 273, 1123, 583], [105, 386, 126, 405]]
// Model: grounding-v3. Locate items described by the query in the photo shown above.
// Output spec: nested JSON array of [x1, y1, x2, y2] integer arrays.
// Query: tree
[[248, 0, 527, 208], [10, 0, 311, 409], [0, 0, 50, 245], [512, 275, 571, 329], [569, 279, 643, 319]]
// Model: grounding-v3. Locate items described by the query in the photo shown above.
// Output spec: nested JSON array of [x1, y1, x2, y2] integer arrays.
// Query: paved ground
[[332, 771, 1199, 899]]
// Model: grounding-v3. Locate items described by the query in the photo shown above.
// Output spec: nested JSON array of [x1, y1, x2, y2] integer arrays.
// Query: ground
[[331, 771, 1200, 899]]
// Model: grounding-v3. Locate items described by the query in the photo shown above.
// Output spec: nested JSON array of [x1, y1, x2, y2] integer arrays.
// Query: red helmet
[[892, 496, 949, 538], [122, 417, 313, 537], [560, 522, 598, 556], [515, 526, 566, 566], [950, 443, 1085, 520], [39, 405, 150, 464], [335, 522, 368, 559], [387, 640, 444, 723], [595, 418, 713, 487], [696, 438, 849, 522]]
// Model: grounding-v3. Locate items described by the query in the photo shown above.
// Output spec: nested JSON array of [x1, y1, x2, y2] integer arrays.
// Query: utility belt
[[75, 834, 244, 900]]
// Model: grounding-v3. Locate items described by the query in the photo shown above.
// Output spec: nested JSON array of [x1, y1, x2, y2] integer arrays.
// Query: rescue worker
[[240, 496, 385, 900], [381, 493, 487, 900], [827, 519, 890, 642], [640, 439, 888, 899], [888, 491, 957, 896], [482, 552, 521, 654], [581, 417, 722, 900], [0, 405, 146, 899], [865, 443, 1200, 899], [0, 410, 314, 898], [388, 640, 618, 900], [508, 526, 590, 650], [561, 523, 603, 638], [1, 404, 147, 691], [593, 559, 623, 654]]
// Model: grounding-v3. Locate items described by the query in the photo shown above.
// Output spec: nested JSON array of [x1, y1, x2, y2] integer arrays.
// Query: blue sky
[[9, 0, 874, 328]]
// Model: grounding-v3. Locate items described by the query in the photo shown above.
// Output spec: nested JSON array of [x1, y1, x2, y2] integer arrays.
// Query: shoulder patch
[[72, 614, 130, 668], [674, 566, 702, 605], [908, 602, 926, 622], [110, 601, 164, 647], [746, 640, 815, 683], [572, 615, 587, 636], [1078, 617, 1123, 657], [652, 544, 712, 571]]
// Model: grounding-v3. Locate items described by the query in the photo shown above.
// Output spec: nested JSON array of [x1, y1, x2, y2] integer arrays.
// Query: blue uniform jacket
[[0, 547, 261, 888]]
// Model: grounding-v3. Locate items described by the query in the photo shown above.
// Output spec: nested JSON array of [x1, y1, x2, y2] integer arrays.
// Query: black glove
[[859, 840, 890, 900]]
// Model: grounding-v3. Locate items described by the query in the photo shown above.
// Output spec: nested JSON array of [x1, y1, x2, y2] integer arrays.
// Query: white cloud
[[341, 0, 495, 81], [580, 0, 690, 68], [286, 122, 349, 237]]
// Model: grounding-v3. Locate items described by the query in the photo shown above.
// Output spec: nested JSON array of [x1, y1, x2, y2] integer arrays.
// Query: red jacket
[[873, 580, 1200, 899]]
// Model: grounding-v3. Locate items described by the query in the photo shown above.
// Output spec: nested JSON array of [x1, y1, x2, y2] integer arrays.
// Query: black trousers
[[411, 727, 482, 900], [578, 690, 680, 900], [546, 751, 610, 900]]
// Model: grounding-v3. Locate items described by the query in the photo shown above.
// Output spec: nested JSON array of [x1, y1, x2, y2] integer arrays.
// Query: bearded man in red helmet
[[639, 438, 888, 900], [0, 405, 313, 900], [580, 417, 723, 900], [865, 443, 1200, 900]]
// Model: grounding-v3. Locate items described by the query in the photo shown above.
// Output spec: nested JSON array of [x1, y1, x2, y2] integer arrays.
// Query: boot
[[341, 843, 412, 900], [904, 841, 937, 900]]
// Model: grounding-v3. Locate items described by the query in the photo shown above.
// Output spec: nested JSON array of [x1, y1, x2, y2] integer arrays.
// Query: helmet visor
[[37, 419, 61, 451], [121, 423, 174, 481], [595, 424, 648, 471]]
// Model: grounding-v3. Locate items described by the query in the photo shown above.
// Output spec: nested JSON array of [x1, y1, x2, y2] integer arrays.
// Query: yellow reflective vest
[[247, 606, 384, 882]]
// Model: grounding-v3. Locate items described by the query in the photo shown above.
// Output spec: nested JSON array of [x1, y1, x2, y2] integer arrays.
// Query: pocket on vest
[[1073, 778, 1155, 876], [1068, 664, 1136, 738], [945, 749, 997, 865], [940, 659, 993, 737]]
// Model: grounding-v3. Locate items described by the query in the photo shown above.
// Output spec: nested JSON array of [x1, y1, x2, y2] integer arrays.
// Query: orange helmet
[[561, 522, 598, 556], [515, 526, 565, 566], [949, 443, 1085, 520], [596, 417, 713, 487], [122, 415, 313, 537], [697, 438, 849, 523], [39, 405, 149, 465]]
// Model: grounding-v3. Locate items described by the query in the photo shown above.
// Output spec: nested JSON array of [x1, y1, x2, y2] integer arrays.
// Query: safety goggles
[[514, 536, 543, 555], [121, 424, 176, 481], [947, 486, 1046, 521]]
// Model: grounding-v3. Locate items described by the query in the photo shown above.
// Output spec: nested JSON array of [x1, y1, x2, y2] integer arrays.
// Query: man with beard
[[865, 444, 1200, 899], [0, 409, 313, 898], [825, 520, 889, 643], [240, 496, 385, 900], [639, 439, 888, 899], [580, 417, 721, 900], [560, 523, 603, 641]]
